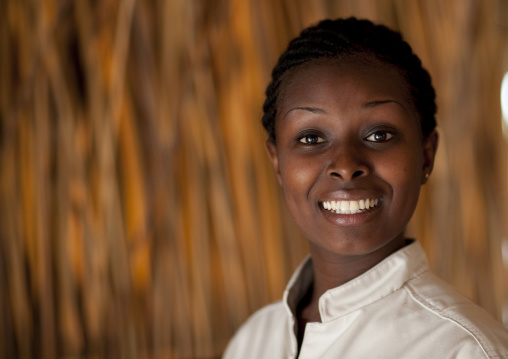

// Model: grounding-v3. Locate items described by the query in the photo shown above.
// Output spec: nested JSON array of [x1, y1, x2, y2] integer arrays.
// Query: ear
[[265, 140, 282, 185], [421, 130, 439, 184]]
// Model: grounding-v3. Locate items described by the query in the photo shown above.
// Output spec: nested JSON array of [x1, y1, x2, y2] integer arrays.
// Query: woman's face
[[266, 57, 437, 260]]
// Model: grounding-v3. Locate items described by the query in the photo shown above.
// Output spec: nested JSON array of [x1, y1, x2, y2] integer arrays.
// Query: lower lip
[[320, 204, 381, 226]]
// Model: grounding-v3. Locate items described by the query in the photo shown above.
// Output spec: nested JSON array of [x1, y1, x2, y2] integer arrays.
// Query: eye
[[366, 131, 395, 142], [298, 134, 325, 145]]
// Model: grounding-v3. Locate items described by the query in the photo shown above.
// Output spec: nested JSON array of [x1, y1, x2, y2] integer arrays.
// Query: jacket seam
[[405, 284, 506, 358]]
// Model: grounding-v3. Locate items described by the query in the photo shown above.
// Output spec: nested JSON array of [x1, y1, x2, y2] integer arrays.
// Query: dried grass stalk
[[1, 0, 507, 358]]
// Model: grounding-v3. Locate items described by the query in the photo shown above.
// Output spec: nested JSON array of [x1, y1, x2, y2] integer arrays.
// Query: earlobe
[[421, 130, 439, 184], [265, 140, 282, 185]]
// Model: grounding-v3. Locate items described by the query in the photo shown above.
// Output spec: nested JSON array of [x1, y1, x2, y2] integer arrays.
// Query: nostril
[[352, 170, 365, 178], [328, 169, 366, 180]]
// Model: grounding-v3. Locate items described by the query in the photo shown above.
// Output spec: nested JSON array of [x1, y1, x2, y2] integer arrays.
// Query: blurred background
[[1, 0, 508, 358]]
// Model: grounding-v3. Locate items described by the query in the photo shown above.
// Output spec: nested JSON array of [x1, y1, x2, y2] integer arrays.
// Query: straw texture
[[1, 0, 507, 358]]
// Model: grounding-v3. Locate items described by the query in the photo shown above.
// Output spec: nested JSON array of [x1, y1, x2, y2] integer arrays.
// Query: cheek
[[382, 149, 423, 203], [390, 144, 423, 173], [279, 156, 320, 201]]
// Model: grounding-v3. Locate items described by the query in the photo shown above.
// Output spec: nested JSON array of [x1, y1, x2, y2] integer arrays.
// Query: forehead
[[277, 56, 415, 116]]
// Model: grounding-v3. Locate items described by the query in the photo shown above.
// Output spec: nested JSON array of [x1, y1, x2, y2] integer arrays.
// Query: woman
[[224, 18, 508, 358]]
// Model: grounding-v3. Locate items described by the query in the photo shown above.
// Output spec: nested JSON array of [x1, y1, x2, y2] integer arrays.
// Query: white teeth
[[349, 201, 359, 214], [340, 201, 350, 214], [321, 198, 381, 214]]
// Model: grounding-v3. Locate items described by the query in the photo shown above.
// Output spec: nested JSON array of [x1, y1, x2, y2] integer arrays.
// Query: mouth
[[321, 198, 381, 215]]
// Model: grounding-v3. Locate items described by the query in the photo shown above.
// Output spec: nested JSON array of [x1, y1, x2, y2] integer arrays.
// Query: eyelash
[[298, 133, 325, 145], [365, 130, 395, 143], [297, 129, 396, 145]]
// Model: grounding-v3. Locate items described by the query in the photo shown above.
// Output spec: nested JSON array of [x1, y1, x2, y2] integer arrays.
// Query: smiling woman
[[267, 58, 432, 259], [223, 17, 508, 358]]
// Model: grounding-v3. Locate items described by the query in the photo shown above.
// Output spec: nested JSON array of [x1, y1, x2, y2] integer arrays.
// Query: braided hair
[[262, 17, 436, 143]]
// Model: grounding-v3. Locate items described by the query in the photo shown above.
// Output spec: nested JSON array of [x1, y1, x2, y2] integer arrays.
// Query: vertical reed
[[1, 0, 507, 358]]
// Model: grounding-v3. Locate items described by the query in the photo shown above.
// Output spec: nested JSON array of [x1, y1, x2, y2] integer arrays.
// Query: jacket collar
[[283, 240, 430, 323]]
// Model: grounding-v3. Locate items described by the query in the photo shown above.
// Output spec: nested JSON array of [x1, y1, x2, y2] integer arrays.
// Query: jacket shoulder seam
[[405, 284, 505, 358]]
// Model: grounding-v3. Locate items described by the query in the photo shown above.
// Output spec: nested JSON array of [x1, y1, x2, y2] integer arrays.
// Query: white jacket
[[223, 241, 508, 358]]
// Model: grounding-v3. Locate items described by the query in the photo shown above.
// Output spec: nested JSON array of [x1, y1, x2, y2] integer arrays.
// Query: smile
[[322, 198, 381, 214]]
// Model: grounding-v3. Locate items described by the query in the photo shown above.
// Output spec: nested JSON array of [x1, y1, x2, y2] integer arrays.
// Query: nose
[[327, 145, 369, 181]]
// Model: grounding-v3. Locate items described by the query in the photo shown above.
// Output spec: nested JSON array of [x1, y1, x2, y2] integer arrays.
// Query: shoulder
[[405, 271, 508, 358], [223, 301, 290, 358]]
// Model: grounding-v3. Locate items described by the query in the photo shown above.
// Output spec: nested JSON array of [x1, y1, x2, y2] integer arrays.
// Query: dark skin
[[265, 57, 438, 350]]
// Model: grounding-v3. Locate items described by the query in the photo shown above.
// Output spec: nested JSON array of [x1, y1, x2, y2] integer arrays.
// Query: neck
[[305, 237, 407, 321]]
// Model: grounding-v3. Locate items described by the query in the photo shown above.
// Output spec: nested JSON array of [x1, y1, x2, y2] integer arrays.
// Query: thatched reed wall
[[1, 0, 507, 358]]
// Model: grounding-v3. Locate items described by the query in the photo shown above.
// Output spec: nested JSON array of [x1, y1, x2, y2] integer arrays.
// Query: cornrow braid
[[262, 17, 437, 143]]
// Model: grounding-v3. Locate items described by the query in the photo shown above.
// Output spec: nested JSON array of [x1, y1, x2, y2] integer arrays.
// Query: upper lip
[[318, 189, 383, 202]]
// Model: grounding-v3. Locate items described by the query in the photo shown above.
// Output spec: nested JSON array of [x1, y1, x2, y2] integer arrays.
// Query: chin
[[309, 232, 406, 258]]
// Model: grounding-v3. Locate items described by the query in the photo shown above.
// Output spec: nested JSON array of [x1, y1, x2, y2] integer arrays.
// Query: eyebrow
[[362, 99, 408, 112], [283, 100, 409, 119], [283, 106, 327, 119]]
